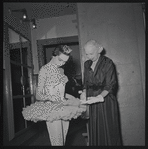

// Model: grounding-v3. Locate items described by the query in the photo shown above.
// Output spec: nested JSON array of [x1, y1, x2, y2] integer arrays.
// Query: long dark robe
[[84, 55, 122, 146]]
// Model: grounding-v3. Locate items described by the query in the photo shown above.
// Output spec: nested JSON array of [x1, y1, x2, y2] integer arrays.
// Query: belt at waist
[[87, 85, 104, 91]]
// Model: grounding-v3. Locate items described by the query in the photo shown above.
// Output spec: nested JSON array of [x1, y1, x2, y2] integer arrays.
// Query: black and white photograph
[[3, 2, 145, 146]]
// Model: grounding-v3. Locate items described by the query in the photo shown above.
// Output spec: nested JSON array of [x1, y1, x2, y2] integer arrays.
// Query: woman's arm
[[81, 60, 117, 104], [36, 67, 53, 101], [98, 90, 109, 98], [93, 61, 117, 100], [96, 59, 117, 98]]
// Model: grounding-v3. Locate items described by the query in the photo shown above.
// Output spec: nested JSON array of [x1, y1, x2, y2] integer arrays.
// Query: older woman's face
[[84, 45, 99, 62], [55, 53, 69, 66]]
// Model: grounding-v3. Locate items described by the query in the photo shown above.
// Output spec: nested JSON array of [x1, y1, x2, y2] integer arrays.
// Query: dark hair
[[52, 45, 71, 56]]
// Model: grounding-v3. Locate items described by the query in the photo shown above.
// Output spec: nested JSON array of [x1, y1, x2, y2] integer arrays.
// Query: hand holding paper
[[79, 91, 86, 101], [80, 95, 104, 104]]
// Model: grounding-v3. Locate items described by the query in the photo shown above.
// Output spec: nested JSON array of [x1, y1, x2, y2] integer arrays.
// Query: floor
[[22, 117, 88, 146]]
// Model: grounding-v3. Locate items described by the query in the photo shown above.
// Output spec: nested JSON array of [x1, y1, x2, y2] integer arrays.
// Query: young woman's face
[[55, 53, 69, 66]]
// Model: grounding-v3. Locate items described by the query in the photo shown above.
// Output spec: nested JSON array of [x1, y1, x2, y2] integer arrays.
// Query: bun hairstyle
[[52, 45, 72, 56]]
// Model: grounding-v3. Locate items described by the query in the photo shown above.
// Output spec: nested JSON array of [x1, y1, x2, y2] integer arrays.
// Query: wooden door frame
[[3, 22, 15, 141], [3, 22, 35, 144]]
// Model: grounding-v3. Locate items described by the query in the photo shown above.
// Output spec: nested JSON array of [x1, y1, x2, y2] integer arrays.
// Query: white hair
[[84, 40, 103, 53]]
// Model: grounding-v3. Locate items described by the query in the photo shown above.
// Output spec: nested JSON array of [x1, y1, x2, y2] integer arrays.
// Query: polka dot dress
[[22, 63, 86, 122]]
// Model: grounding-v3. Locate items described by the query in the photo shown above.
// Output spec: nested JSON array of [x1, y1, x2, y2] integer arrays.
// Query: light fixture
[[31, 19, 37, 29], [8, 8, 28, 21], [22, 18, 37, 29], [22, 12, 27, 20], [8, 8, 37, 29]]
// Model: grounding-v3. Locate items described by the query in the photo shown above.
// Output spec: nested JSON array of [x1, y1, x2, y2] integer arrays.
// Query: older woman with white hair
[[80, 40, 122, 146]]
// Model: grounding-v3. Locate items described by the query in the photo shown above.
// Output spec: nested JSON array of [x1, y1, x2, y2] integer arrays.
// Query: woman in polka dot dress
[[22, 45, 86, 146]]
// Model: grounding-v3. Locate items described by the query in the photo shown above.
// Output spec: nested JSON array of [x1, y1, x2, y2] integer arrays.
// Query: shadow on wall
[[114, 62, 123, 145]]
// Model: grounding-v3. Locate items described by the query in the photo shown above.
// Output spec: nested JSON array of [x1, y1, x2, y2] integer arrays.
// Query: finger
[[81, 101, 88, 104], [87, 97, 91, 100], [78, 90, 83, 94]]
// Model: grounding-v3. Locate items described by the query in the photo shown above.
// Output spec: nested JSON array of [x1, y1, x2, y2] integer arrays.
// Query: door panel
[[7, 28, 34, 138], [22, 47, 28, 65], [13, 98, 25, 133], [10, 63, 23, 96], [10, 48, 21, 63], [44, 47, 55, 64], [23, 67, 31, 95]]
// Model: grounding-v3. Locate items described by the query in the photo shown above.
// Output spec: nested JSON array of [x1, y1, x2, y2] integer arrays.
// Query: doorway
[[3, 25, 34, 143], [37, 36, 81, 77], [43, 42, 81, 77]]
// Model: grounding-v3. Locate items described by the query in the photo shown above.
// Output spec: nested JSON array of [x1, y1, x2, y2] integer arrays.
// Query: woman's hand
[[79, 90, 86, 101], [80, 95, 104, 104]]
